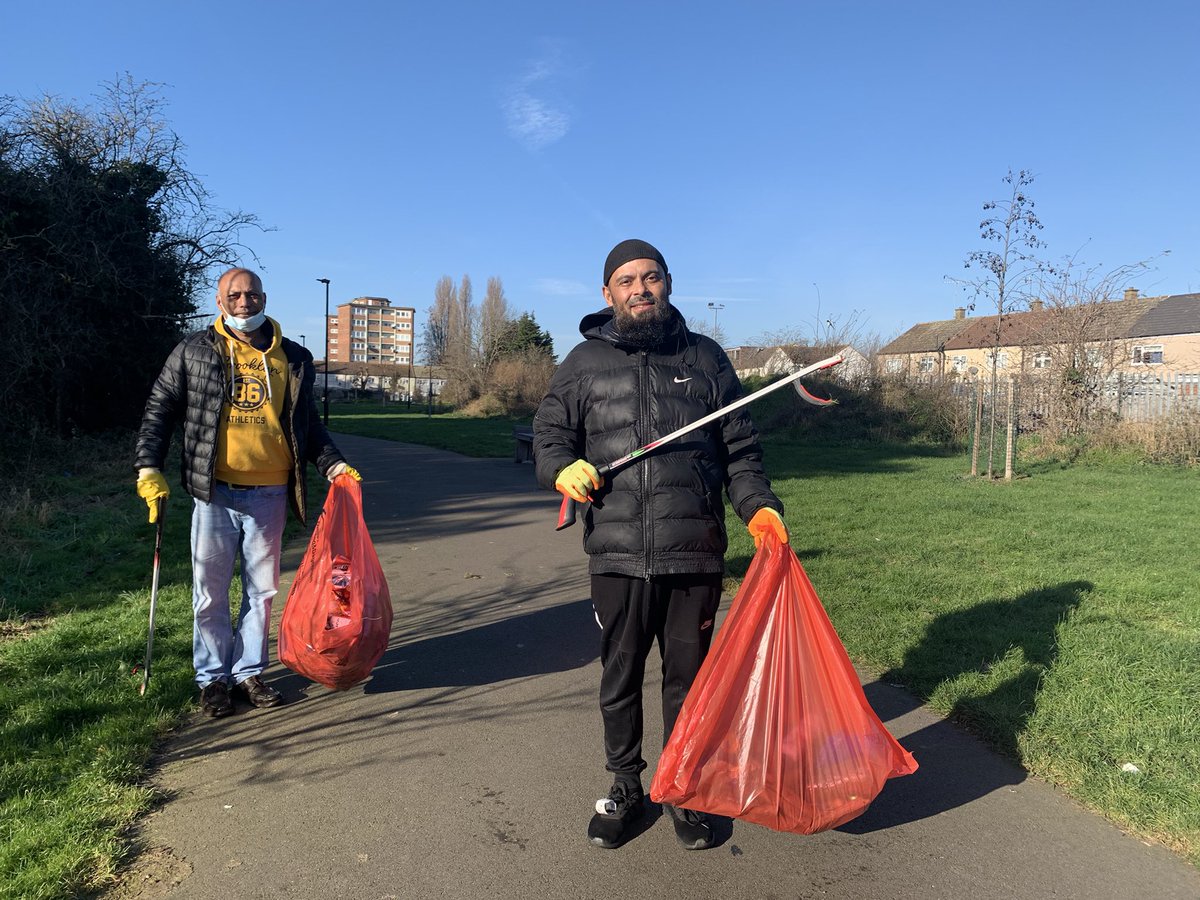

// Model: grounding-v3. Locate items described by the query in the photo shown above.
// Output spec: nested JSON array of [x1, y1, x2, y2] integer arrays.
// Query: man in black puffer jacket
[[135, 268, 358, 719], [534, 239, 791, 851]]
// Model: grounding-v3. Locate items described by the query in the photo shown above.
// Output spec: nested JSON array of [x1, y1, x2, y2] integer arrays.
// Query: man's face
[[602, 258, 672, 331], [216, 270, 266, 319]]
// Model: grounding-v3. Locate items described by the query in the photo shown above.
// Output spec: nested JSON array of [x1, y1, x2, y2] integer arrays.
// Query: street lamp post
[[317, 278, 331, 425], [299, 334, 306, 347], [707, 302, 725, 333]]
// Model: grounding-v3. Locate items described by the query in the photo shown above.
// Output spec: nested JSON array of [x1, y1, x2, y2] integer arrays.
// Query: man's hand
[[327, 462, 362, 482], [748, 507, 788, 548], [136, 468, 170, 523], [555, 459, 602, 503]]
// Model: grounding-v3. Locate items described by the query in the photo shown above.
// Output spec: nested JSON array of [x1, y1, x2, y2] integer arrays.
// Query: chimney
[[1029, 299, 1044, 312], [954, 307, 966, 320], [1123, 287, 1139, 301]]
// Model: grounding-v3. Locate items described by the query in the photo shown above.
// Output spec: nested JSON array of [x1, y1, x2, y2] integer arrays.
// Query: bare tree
[[421, 276, 455, 366], [950, 169, 1050, 477], [1029, 253, 1163, 432], [0, 75, 264, 435], [479, 276, 513, 373], [687, 317, 728, 348]]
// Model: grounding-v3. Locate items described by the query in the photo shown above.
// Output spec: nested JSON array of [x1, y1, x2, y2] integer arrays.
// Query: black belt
[[217, 480, 262, 491]]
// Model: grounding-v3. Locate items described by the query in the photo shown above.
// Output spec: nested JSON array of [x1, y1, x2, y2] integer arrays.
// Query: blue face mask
[[224, 311, 267, 332]]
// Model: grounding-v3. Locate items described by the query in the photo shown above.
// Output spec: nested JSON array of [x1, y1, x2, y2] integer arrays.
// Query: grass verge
[[327, 402, 529, 458], [0, 434, 321, 899], [726, 435, 1199, 864]]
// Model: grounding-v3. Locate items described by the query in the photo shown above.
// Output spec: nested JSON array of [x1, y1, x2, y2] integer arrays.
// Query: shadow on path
[[268, 599, 600, 698]]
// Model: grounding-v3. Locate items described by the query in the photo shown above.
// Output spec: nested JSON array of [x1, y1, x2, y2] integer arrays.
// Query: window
[[1132, 345, 1164, 365], [352, 342, 365, 350], [885, 358, 903, 373], [398, 355, 410, 364], [352, 353, 366, 362], [398, 322, 412, 330], [399, 310, 412, 318], [951, 355, 967, 373], [985, 350, 1009, 369], [918, 356, 935, 374], [1032, 351, 1052, 369], [352, 330, 366, 338]]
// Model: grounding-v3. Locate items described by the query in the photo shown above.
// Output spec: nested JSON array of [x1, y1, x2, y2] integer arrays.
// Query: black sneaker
[[664, 804, 714, 850], [199, 681, 233, 718], [233, 675, 284, 708], [587, 780, 644, 849]]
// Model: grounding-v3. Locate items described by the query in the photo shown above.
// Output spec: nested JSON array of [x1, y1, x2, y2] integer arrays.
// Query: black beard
[[613, 301, 671, 348]]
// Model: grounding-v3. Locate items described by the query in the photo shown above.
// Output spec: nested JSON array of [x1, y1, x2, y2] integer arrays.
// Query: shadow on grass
[[835, 580, 1090, 832], [882, 580, 1091, 760], [759, 438, 962, 482]]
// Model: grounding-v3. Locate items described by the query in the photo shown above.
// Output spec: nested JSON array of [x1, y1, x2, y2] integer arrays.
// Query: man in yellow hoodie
[[135, 268, 359, 718]]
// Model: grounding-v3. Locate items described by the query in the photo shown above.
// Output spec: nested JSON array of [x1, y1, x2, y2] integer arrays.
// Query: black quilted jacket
[[135, 323, 344, 524], [534, 307, 781, 578]]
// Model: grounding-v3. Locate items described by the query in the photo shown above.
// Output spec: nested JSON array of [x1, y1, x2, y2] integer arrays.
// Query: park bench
[[513, 426, 534, 463]]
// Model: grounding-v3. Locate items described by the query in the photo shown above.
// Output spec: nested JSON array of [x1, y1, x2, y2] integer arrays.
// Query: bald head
[[216, 267, 263, 298], [215, 268, 267, 331]]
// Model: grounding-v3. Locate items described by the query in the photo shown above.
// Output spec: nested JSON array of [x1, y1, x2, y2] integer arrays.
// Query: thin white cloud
[[535, 277, 590, 297], [503, 45, 571, 150]]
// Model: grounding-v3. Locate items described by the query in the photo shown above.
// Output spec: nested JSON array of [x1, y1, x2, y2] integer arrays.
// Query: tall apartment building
[[326, 296, 416, 364]]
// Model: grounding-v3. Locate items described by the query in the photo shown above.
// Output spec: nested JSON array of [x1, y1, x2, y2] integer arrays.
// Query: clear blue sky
[[6, 1, 1198, 357]]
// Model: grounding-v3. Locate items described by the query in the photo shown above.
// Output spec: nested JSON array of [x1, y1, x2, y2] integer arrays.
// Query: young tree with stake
[[950, 169, 1050, 478]]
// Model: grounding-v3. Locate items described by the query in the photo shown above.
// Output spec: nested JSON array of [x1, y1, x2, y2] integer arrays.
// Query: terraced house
[[879, 289, 1200, 380]]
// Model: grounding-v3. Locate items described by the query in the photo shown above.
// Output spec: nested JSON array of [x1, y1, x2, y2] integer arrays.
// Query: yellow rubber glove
[[554, 459, 602, 503], [327, 462, 362, 482], [136, 468, 170, 523], [748, 507, 789, 548]]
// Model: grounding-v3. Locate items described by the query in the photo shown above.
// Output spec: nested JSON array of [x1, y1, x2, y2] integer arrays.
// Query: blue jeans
[[190, 483, 288, 687]]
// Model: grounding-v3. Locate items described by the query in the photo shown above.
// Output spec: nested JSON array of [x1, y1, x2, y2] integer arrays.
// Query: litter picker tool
[[138, 498, 165, 696], [556, 353, 844, 530]]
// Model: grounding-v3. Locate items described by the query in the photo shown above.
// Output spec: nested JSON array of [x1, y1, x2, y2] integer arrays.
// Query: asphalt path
[[114, 433, 1200, 900]]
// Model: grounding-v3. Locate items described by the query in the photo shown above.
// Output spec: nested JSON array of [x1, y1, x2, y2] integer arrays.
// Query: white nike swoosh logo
[[674, 376, 692, 383]]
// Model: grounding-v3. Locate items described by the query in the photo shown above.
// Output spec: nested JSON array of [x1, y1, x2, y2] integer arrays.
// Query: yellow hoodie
[[213, 316, 292, 486]]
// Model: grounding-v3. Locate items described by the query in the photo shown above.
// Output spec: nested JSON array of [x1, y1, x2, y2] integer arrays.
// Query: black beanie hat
[[603, 239, 668, 286]]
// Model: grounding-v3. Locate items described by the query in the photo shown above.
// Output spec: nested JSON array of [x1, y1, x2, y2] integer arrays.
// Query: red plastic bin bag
[[650, 533, 917, 834], [279, 475, 393, 690]]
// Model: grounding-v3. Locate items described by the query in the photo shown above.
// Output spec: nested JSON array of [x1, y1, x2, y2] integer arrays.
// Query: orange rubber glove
[[554, 459, 602, 503], [748, 507, 788, 548]]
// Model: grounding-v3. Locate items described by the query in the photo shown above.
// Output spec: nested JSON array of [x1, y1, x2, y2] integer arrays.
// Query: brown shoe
[[233, 675, 284, 708], [200, 681, 234, 718]]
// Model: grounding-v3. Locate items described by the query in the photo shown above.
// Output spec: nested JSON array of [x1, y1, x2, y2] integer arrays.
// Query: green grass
[[0, 437, 324, 899], [327, 401, 529, 458], [728, 436, 1199, 862], [0, 418, 1196, 897]]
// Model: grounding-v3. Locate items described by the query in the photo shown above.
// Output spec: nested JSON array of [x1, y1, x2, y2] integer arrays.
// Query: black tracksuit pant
[[591, 572, 723, 781]]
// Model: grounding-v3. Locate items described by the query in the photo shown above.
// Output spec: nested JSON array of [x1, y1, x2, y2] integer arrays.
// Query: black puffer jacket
[[534, 307, 781, 577], [135, 322, 344, 524]]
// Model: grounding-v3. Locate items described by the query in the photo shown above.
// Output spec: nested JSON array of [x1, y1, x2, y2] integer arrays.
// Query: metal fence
[[1012, 370, 1200, 426]]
